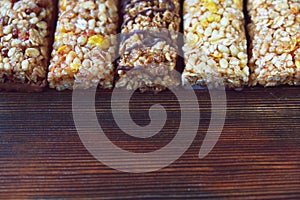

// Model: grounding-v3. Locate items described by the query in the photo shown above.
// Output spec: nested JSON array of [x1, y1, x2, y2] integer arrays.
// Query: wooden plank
[[0, 87, 299, 199]]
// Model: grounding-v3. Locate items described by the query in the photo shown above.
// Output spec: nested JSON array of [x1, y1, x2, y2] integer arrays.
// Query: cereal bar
[[182, 0, 249, 88], [48, 0, 118, 91], [0, 0, 55, 92], [116, 0, 181, 92], [248, 0, 300, 86]]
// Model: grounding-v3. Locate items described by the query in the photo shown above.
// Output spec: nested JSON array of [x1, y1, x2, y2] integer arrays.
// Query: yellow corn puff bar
[[182, 0, 249, 88]]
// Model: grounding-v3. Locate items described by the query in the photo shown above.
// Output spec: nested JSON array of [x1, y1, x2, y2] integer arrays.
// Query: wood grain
[[0, 87, 300, 199]]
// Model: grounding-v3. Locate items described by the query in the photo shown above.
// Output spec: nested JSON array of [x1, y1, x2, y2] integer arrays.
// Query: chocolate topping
[[120, 29, 175, 52]]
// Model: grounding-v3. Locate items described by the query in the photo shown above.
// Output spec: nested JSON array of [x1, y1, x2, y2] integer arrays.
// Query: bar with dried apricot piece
[[48, 0, 118, 90]]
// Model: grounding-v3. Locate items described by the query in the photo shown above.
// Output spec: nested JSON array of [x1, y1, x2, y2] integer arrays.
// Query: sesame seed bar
[[116, 0, 181, 92], [0, 0, 55, 92], [248, 0, 300, 86], [182, 0, 249, 88], [48, 0, 118, 91]]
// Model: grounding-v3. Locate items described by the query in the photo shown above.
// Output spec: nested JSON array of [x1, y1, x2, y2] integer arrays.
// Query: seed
[[218, 45, 229, 53], [229, 45, 238, 56], [272, 16, 284, 28], [264, 53, 274, 61], [77, 35, 87, 46], [237, 52, 247, 59], [287, 60, 294, 67], [186, 32, 199, 46], [220, 58, 229, 69], [65, 51, 76, 64], [3, 25, 12, 35], [207, 59, 216, 67], [30, 17, 39, 24], [220, 17, 229, 26], [204, 27, 212, 37], [82, 60, 91, 68], [88, 19, 96, 29], [4, 63, 11, 71], [73, 58, 81, 65], [21, 60, 29, 71], [7, 47, 16, 57], [81, 2, 96, 10], [76, 19, 88, 30]]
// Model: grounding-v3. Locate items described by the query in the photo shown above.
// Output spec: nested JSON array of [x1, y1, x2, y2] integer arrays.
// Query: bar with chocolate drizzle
[[116, 0, 181, 92]]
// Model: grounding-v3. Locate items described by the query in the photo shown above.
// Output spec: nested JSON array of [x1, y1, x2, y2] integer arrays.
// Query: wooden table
[[0, 87, 299, 199]]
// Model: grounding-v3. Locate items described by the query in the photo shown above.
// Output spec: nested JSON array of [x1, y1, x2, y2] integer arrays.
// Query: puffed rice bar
[[248, 0, 300, 86], [182, 0, 249, 88], [48, 0, 118, 91], [116, 0, 181, 92], [0, 0, 55, 92]]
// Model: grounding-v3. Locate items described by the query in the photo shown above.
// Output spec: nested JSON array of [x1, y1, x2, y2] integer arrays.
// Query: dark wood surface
[[0, 86, 300, 199]]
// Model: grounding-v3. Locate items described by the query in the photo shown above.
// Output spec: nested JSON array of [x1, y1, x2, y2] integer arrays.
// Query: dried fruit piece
[[88, 35, 110, 49]]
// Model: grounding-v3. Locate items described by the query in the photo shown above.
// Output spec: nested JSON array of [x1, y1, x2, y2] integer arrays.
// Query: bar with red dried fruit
[[0, 0, 56, 91]]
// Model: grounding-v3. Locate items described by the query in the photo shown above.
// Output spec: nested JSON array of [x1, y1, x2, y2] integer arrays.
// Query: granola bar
[[182, 0, 249, 88], [116, 0, 181, 92], [48, 0, 118, 91], [0, 0, 55, 92], [248, 0, 300, 86]]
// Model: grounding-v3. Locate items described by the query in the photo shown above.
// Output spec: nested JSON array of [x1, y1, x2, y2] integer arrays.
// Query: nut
[[25, 48, 40, 58]]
